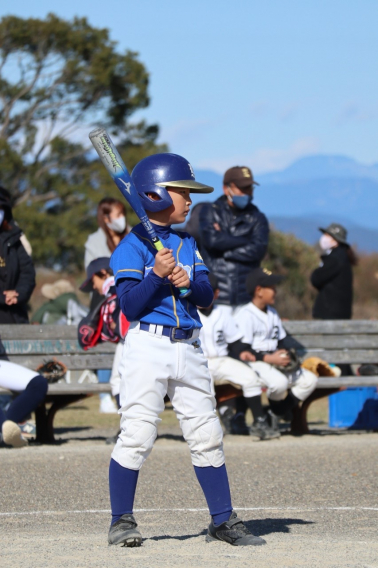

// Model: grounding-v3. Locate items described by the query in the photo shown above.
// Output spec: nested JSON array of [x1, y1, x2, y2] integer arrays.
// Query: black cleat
[[230, 412, 250, 435], [108, 514, 143, 547], [250, 415, 280, 440], [206, 511, 266, 546], [219, 407, 235, 435]]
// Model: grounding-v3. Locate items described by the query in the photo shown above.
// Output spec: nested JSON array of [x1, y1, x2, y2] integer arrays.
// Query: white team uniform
[[235, 302, 318, 402], [198, 305, 262, 398], [110, 226, 225, 472]]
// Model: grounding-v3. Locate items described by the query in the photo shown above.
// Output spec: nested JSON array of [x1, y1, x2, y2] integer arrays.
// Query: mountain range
[[191, 155, 378, 253]]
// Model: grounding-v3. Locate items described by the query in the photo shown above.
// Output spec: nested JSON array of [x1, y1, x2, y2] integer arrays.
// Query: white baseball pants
[[248, 361, 318, 402], [0, 360, 40, 391], [207, 357, 262, 398], [112, 323, 225, 470], [109, 341, 123, 397]]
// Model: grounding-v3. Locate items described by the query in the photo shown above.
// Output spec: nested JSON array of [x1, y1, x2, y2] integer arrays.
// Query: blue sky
[[1, 1, 377, 174]]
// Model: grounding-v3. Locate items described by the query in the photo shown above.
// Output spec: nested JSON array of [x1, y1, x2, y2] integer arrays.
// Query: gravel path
[[1, 431, 377, 568]]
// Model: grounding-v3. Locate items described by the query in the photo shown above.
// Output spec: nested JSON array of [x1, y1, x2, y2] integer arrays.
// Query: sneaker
[[230, 412, 250, 436], [250, 415, 280, 440], [206, 511, 266, 546], [108, 514, 143, 547], [19, 420, 36, 439], [2, 420, 28, 448], [99, 393, 118, 414], [219, 408, 234, 435]]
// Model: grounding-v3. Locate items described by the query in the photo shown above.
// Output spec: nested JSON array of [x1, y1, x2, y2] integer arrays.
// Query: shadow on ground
[[144, 518, 314, 542], [245, 517, 314, 536]]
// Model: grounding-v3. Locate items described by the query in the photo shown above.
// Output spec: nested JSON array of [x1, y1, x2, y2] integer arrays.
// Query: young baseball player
[[108, 153, 266, 548], [198, 273, 280, 440], [236, 267, 318, 420]]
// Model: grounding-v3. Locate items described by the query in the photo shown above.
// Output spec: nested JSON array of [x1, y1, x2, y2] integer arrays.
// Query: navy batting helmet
[[131, 153, 213, 212]]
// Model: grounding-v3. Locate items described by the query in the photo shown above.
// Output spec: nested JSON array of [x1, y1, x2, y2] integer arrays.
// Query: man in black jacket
[[199, 166, 269, 308]]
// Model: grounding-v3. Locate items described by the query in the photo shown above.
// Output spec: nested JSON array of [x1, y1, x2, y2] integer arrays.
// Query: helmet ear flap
[[142, 187, 173, 212]]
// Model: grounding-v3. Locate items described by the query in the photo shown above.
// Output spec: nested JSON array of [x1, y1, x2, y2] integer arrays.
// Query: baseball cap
[[80, 257, 111, 292], [318, 223, 349, 245], [41, 279, 75, 300], [246, 267, 284, 296], [223, 166, 259, 189]]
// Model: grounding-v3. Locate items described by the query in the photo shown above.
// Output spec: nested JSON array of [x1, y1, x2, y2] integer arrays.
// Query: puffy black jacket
[[311, 245, 353, 319], [198, 196, 269, 305], [0, 224, 36, 323]]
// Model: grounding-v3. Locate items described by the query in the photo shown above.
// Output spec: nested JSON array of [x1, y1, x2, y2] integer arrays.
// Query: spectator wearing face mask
[[0, 188, 35, 324], [311, 223, 357, 320], [84, 198, 131, 269], [198, 166, 269, 312]]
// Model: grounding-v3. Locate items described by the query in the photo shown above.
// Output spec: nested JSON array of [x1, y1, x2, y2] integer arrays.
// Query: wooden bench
[[216, 320, 378, 434], [1, 320, 377, 442], [284, 320, 378, 433], [0, 324, 117, 444]]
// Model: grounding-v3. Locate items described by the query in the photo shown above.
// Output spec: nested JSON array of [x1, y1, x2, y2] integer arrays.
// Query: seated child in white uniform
[[236, 267, 318, 421], [198, 273, 280, 440]]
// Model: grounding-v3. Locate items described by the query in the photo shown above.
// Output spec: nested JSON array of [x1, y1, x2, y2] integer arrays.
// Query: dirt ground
[[1, 400, 377, 568]]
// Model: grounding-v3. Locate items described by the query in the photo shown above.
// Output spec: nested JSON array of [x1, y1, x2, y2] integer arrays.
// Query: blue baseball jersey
[[110, 223, 209, 330]]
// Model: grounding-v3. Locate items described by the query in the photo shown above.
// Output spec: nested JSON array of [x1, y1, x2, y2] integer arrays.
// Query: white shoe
[[2, 420, 28, 448], [99, 394, 118, 414]]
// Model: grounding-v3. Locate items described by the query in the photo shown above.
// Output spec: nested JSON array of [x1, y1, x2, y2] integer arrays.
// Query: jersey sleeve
[[223, 315, 243, 345], [110, 239, 145, 283]]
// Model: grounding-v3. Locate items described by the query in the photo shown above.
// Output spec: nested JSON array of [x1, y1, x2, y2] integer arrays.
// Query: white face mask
[[319, 234, 337, 251], [106, 215, 126, 233]]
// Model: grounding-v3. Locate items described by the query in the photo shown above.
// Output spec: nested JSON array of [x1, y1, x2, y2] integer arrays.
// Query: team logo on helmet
[[188, 162, 195, 178]]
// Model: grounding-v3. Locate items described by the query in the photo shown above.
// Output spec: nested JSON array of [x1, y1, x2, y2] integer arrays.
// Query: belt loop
[[155, 325, 163, 337], [148, 324, 156, 336]]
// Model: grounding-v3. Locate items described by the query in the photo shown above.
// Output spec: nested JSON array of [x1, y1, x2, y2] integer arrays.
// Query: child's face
[[147, 187, 192, 225], [92, 272, 107, 295], [253, 285, 277, 306], [166, 188, 192, 224]]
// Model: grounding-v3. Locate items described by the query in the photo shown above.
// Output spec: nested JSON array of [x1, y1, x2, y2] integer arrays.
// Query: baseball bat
[[89, 127, 191, 298]]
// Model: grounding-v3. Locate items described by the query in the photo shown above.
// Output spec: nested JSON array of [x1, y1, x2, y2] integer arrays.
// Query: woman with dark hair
[[84, 198, 130, 269], [0, 188, 35, 323], [311, 223, 357, 320]]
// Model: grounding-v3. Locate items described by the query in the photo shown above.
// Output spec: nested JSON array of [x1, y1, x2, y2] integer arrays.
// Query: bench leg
[[290, 388, 341, 435], [35, 402, 51, 444], [35, 395, 91, 444]]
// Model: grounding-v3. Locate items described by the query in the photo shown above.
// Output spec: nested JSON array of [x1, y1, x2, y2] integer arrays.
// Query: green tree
[[0, 13, 167, 268], [264, 228, 319, 319]]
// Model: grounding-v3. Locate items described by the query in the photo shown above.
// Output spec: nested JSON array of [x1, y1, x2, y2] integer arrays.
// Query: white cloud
[[197, 136, 321, 174]]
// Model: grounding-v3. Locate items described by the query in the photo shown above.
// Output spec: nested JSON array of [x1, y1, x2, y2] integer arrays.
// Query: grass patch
[[54, 394, 329, 431]]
